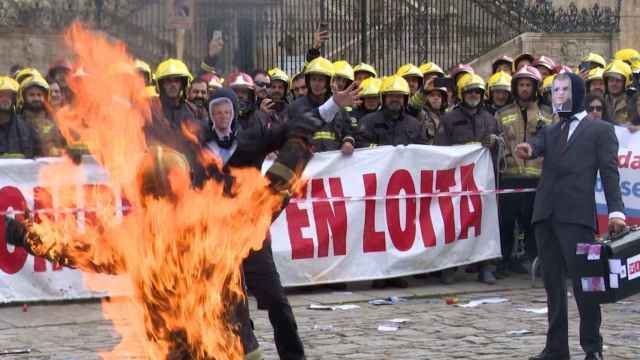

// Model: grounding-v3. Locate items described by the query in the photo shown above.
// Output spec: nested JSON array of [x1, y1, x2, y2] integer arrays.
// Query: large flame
[[31, 23, 282, 359]]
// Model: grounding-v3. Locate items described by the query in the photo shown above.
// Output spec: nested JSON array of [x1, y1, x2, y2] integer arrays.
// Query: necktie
[[559, 116, 576, 148]]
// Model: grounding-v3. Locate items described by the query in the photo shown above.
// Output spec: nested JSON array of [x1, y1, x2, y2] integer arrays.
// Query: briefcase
[[577, 226, 640, 304]]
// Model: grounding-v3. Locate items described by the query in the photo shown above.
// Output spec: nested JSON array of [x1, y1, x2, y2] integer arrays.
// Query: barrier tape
[[289, 187, 537, 203]]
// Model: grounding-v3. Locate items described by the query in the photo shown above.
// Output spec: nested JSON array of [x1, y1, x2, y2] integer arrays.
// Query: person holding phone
[[305, 23, 329, 63], [257, 67, 290, 128]]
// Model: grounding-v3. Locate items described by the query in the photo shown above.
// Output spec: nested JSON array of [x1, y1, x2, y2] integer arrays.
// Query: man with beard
[[350, 77, 381, 121], [256, 67, 290, 128], [17, 75, 66, 157], [0, 76, 39, 158], [435, 73, 503, 285], [495, 65, 554, 278], [187, 78, 210, 127], [586, 68, 606, 97], [290, 72, 307, 99], [153, 58, 205, 142]]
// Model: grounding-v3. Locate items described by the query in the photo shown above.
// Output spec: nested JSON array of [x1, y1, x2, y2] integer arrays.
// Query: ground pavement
[[0, 273, 638, 359]]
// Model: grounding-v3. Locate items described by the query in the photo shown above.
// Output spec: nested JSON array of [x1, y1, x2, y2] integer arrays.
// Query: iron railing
[[0, 0, 622, 76]]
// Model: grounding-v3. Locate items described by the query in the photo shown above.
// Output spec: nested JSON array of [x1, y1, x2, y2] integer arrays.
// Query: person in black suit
[[515, 72, 626, 360]]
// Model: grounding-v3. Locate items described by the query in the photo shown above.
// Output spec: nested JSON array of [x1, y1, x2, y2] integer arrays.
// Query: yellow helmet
[[144, 85, 159, 98], [155, 58, 193, 83], [332, 60, 354, 81], [419, 62, 445, 77], [487, 71, 512, 93], [353, 63, 377, 78], [396, 63, 423, 79], [614, 48, 640, 65], [268, 67, 290, 83], [380, 75, 410, 95], [15, 68, 43, 84], [359, 77, 382, 97], [457, 73, 485, 99], [0, 76, 20, 93], [581, 53, 606, 68], [585, 67, 604, 83], [542, 75, 556, 93], [19, 75, 50, 93], [135, 59, 153, 84], [603, 59, 632, 86], [305, 57, 334, 78]]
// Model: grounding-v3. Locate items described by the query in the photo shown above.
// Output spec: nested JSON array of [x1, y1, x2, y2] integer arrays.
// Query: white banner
[[0, 157, 122, 303], [269, 145, 502, 286], [596, 127, 640, 226]]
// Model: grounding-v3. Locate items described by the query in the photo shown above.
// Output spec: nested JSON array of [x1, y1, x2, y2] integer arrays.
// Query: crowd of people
[[1, 30, 639, 360]]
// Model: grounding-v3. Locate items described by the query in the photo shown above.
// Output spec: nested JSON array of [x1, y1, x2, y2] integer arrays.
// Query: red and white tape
[[289, 187, 537, 203]]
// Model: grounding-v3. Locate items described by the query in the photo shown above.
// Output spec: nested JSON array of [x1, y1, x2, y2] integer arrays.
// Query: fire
[[29, 22, 283, 359]]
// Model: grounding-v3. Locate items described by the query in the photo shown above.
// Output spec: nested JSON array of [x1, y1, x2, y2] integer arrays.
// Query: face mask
[[465, 98, 481, 108], [237, 99, 253, 116]]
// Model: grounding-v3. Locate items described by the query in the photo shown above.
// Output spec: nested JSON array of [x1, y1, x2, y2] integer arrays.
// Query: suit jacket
[[529, 114, 624, 229]]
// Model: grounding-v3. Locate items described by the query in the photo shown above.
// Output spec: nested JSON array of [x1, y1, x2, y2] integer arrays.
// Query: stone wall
[[0, 31, 67, 76], [469, 32, 619, 79]]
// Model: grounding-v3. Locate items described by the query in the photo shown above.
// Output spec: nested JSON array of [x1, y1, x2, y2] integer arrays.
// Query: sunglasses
[[255, 80, 270, 88], [588, 105, 603, 112]]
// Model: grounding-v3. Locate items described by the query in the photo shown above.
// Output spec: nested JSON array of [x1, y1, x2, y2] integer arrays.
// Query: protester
[[486, 71, 513, 115], [585, 94, 609, 122], [603, 59, 632, 125], [0, 76, 38, 158], [186, 78, 211, 127]]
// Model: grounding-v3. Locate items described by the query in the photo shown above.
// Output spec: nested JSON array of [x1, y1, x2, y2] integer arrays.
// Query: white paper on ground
[[518, 307, 548, 314], [507, 330, 532, 336], [333, 304, 360, 310], [458, 297, 509, 308], [377, 324, 399, 332], [387, 318, 411, 323], [309, 303, 360, 311]]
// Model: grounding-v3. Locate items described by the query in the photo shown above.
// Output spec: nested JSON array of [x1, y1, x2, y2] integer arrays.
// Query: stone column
[[618, 0, 640, 50]]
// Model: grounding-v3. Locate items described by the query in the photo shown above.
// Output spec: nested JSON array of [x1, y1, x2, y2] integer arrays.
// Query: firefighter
[[486, 71, 513, 115], [513, 53, 535, 72], [435, 73, 503, 285], [228, 72, 260, 130], [396, 63, 423, 96], [603, 59, 632, 125], [0, 76, 38, 158], [290, 72, 307, 99], [614, 48, 640, 66], [288, 56, 355, 155], [350, 77, 382, 121], [491, 55, 514, 75], [585, 67, 605, 96], [578, 52, 607, 78], [495, 65, 554, 277], [17, 75, 66, 157], [419, 62, 445, 84], [353, 62, 377, 85], [256, 67, 290, 127], [152, 58, 205, 141], [448, 63, 474, 105], [356, 75, 428, 148], [532, 56, 556, 79], [135, 59, 158, 98]]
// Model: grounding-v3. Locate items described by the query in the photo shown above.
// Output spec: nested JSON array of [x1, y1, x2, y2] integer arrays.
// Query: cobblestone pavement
[[0, 273, 638, 359]]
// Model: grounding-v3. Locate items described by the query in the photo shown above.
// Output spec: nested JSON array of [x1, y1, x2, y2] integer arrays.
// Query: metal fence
[[0, 0, 621, 76]]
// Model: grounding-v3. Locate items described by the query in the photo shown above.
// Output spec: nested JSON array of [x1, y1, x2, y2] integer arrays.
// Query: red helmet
[[449, 64, 474, 81], [554, 64, 573, 74], [227, 72, 255, 90], [512, 65, 542, 83], [533, 56, 557, 72], [491, 55, 514, 72]]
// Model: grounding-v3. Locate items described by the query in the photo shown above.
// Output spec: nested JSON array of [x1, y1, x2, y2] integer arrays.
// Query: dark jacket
[[0, 113, 39, 158], [151, 95, 205, 142], [355, 110, 428, 147], [529, 116, 623, 229], [435, 105, 501, 146], [288, 94, 352, 152]]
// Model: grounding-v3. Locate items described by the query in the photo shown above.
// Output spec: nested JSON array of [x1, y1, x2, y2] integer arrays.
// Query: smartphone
[[578, 61, 592, 73], [272, 100, 286, 113], [434, 77, 452, 89], [318, 22, 328, 32]]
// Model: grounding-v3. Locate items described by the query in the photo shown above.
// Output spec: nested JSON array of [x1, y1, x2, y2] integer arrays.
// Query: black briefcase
[[578, 226, 640, 304]]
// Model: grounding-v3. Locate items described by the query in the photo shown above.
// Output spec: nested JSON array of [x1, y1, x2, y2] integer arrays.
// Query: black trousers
[[535, 218, 602, 356], [499, 177, 538, 262], [243, 239, 305, 360], [499, 191, 537, 262]]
